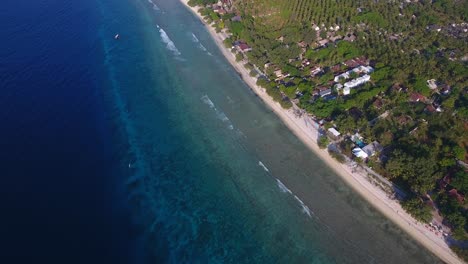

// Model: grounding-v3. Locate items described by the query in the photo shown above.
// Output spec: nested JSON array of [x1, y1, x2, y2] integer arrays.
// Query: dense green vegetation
[[188, 0, 217, 7], [318, 135, 329, 149], [402, 197, 433, 223], [194, 0, 468, 252]]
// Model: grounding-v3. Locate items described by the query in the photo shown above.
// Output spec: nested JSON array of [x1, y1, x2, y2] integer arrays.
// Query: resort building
[[334, 72, 350, 83], [343, 86, 351, 95], [334, 66, 373, 82], [334, 83, 343, 93], [344, 74, 371, 89]]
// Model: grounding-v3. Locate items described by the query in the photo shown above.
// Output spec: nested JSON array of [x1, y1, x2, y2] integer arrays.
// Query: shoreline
[[178, 1, 463, 263]]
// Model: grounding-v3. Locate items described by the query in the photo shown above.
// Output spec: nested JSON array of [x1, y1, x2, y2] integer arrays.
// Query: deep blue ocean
[[0, 0, 442, 263], [0, 0, 139, 263]]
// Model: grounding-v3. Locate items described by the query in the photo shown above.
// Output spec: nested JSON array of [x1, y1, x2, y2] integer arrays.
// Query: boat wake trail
[[201, 95, 234, 130], [157, 25, 181, 57], [276, 178, 314, 218]]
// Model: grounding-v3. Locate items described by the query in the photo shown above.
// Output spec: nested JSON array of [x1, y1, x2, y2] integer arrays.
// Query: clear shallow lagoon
[[0, 0, 442, 263]]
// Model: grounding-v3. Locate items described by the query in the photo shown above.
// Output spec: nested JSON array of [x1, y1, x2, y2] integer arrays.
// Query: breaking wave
[[190, 32, 212, 55], [294, 195, 313, 218], [201, 95, 234, 130], [276, 178, 292, 194], [190, 32, 199, 43], [158, 26, 181, 56], [147, 0, 160, 10], [217, 111, 229, 122], [276, 178, 313, 218], [201, 94, 215, 108], [199, 43, 208, 52], [258, 161, 269, 172]]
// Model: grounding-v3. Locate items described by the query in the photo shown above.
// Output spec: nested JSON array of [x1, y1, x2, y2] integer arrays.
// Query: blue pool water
[[356, 139, 366, 148]]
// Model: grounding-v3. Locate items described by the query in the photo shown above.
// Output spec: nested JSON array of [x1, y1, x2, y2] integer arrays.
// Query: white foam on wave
[[190, 33, 199, 43], [235, 129, 246, 138], [259, 161, 269, 172], [190, 32, 212, 55], [147, 0, 160, 10], [276, 179, 292, 194], [201, 94, 215, 108], [201, 95, 234, 130], [158, 26, 181, 56], [294, 195, 313, 218], [199, 43, 208, 52], [276, 178, 313, 218], [217, 111, 229, 122]]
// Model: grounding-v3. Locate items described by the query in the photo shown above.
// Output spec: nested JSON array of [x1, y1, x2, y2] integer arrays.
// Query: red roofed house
[[217, 8, 227, 15], [331, 64, 343, 74], [343, 59, 360, 68], [373, 98, 383, 109], [237, 43, 252, 52], [449, 189, 465, 204], [425, 104, 436, 113], [391, 83, 406, 93], [212, 4, 227, 15], [439, 175, 451, 189], [409, 92, 427, 103], [354, 56, 370, 66]]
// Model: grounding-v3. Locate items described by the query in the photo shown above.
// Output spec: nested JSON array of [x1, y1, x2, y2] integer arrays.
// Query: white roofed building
[[352, 148, 368, 159], [334, 72, 350, 82], [327, 127, 341, 140], [344, 74, 371, 89], [333, 66, 373, 83], [343, 86, 351, 95]]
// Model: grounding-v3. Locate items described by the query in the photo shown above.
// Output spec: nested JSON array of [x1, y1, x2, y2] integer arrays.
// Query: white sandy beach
[[179, 1, 463, 263]]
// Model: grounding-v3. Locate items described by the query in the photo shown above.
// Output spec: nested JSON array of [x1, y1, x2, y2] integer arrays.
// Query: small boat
[[114, 34, 120, 40]]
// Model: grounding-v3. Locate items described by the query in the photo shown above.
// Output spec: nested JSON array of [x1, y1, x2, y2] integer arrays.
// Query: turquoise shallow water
[[100, 0, 442, 262], [0, 0, 442, 262]]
